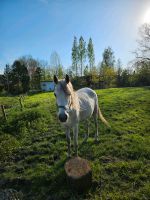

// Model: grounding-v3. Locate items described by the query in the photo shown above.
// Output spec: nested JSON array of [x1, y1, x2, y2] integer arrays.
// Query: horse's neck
[[72, 91, 80, 111]]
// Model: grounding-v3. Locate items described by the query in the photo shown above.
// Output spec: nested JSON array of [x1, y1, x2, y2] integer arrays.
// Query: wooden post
[[19, 96, 24, 111], [1, 105, 7, 121]]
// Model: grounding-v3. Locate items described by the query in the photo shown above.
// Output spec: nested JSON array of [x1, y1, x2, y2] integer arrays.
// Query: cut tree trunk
[[65, 157, 92, 192]]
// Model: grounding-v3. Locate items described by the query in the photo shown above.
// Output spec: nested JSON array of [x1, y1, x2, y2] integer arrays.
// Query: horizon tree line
[[0, 23, 150, 94]]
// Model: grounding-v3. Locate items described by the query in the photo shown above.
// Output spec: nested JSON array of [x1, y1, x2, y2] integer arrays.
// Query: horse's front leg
[[65, 128, 71, 158], [73, 124, 79, 156]]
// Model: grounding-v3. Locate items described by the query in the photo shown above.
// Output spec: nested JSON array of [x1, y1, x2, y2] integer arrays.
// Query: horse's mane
[[59, 80, 79, 110]]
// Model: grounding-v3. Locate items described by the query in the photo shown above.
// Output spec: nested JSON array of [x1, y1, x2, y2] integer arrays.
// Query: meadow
[[0, 87, 150, 200]]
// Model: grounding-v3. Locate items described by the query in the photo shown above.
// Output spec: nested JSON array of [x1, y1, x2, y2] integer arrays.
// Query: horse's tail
[[98, 106, 111, 128]]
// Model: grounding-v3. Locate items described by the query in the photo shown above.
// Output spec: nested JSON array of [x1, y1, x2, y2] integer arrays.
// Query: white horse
[[53, 74, 109, 157]]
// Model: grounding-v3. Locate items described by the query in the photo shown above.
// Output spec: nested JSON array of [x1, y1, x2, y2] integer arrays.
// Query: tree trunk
[[75, 63, 77, 77], [81, 60, 82, 77], [65, 157, 92, 193]]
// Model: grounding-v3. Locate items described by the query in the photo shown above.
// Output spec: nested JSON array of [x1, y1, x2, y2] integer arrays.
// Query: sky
[[0, 0, 150, 73]]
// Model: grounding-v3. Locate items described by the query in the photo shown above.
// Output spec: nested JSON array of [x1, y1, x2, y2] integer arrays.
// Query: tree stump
[[65, 157, 92, 192]]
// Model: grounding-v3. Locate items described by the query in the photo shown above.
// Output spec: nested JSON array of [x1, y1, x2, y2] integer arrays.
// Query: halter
[[57, 95, 72, 111], [58, 105, 67, 110], [55, 82, 73, 111]]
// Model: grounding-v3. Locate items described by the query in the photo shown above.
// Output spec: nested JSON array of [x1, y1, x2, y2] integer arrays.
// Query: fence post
[[1, 105, 7, 121], [19, 96, 24, 111]]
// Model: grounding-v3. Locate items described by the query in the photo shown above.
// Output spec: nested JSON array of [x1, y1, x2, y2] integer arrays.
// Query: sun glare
[[143, 8, 150, 23]]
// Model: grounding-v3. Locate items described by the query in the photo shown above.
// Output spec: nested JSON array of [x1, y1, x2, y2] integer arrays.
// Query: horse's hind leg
[[84, 119, 90, 141], [93, 105, 99, 141], [65, 128, 71, 158]]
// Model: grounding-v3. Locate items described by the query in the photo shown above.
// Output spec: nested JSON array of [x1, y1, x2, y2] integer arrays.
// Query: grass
[[0, 87, 150, 199]]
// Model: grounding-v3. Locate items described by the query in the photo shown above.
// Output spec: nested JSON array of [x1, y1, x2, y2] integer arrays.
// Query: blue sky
[[0, 0, 150, 73]]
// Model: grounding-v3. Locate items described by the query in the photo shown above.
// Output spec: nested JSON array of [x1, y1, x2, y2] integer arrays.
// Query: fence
[[0, 95, 53, 122]]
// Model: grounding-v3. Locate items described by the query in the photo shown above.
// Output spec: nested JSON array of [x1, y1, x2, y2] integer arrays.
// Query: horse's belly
[[79, 98, 95, 121], [79, 110, 92, 120]]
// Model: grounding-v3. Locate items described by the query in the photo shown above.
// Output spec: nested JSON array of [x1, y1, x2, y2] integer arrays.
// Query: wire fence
[[0, 95, 55, 121]]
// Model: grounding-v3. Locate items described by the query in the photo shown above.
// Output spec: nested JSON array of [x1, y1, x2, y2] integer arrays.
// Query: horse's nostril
[[59, 113, 67, 122]]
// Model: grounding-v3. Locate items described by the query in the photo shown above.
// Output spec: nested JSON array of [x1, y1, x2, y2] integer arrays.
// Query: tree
[[0, 74, 5, 92], [72, 36, 79, 76], [11, 60, 30, 93], [50, 51, 64, 77], [4, 64, 11, 92], [57, 65, 64, 78], [134, 23, 150, 62], [42, 68, 51, 80], [121, 69, 130, 87], [99, 47, 116, 88], [19, 55, 39, 80], [134, 63, 150, 86], [132, 23, 150, 86], [84, 65, 89, 76], [32, 67, 42, 89], [87, 38, 95, 72], [78, 36, 86, 76], [18, 55, 48, 89], [38, 60, 48, 81], [65, 67, 73, 78], [101, 47, 115, 68], [50, 51, 61, 72], [116, 59, 122, 87]]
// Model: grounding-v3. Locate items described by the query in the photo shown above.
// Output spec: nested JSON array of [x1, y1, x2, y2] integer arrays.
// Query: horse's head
[[53, 74, 72, 123]]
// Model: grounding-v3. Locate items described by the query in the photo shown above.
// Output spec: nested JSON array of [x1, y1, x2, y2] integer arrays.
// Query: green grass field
[[0, 87, 150, 200]]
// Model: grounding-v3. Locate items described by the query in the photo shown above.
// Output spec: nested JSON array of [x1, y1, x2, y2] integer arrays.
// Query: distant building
[[40, 81, 54, 91]]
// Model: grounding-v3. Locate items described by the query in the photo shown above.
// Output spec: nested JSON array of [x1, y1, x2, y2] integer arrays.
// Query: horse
[[53, 74, 110, 157]]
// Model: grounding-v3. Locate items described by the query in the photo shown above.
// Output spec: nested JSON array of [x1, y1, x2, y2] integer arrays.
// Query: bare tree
[[50, 52, 61, 69], [50, 51, 64, 77], [131, 23, 150, 86], [133, 23, 150, 63], [19, 55, 40, 80]]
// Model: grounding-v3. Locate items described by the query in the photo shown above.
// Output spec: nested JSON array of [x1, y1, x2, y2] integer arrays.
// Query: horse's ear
[[53, 75, 58, 84], [65, 74, 70, 84]]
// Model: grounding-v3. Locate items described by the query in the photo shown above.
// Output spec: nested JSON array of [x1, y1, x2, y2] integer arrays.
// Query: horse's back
[[76, 87, 97, 98]]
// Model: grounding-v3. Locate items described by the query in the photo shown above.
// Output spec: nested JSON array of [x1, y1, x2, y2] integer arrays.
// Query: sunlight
[[143, 8, 150, 23]]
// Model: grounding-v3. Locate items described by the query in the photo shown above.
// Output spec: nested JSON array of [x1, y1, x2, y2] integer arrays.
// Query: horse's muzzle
[[59, 113, 67, 122]]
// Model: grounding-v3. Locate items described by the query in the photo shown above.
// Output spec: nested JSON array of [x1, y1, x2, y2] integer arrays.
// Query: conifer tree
[[78, 36, 86, 76], [101, 46, 115, 68], [87, 38, 95, 72], [4, 64, 11, 92], [72, 36, 78, 76]]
